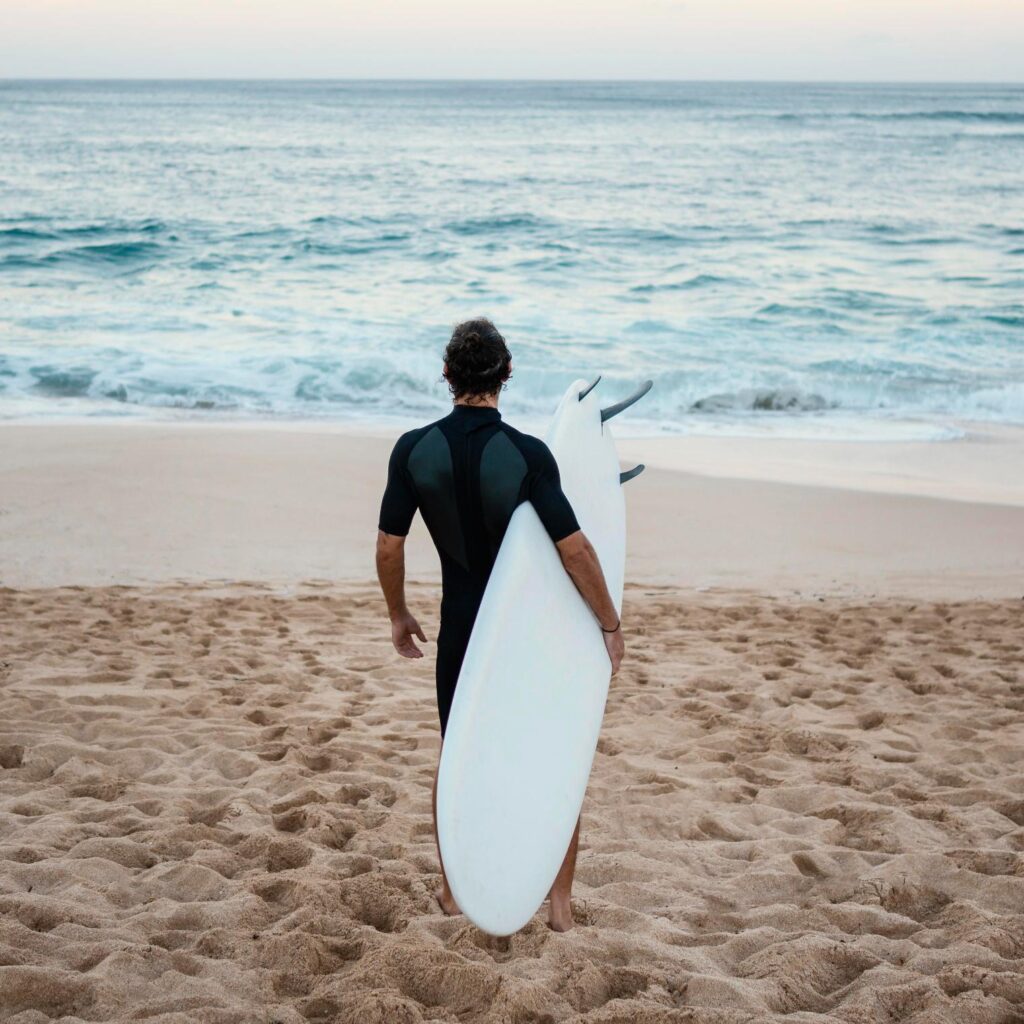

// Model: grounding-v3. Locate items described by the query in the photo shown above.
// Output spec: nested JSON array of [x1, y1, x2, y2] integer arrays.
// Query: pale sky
[[1, 0, 1022, 81]]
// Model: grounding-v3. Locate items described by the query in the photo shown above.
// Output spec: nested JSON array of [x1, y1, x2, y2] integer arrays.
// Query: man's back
[[379, 401, 581, 734], [379, 404, 580, 599]]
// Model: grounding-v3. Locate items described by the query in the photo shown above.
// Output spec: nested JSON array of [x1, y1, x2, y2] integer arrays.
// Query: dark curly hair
[[443, 318, 512, 401]]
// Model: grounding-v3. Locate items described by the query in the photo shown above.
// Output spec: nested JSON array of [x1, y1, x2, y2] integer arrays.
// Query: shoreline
[[3, 414, 1023, 503], [2, 421, 1023, 597], [620, 421, 1024, 508]]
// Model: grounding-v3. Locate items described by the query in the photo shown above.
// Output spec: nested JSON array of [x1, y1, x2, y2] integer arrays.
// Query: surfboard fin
[[578, 376, 601, 401], [620, 464, 645, 485], [601, 379, 653, 422]]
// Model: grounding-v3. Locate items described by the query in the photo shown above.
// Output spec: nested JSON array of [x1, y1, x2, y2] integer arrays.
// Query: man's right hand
[[391, 611, 427, 659], [603, 625, 624, 675], [555, 531, 625, 676]]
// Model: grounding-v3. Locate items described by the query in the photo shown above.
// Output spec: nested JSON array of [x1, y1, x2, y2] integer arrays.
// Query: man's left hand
[[391, 611, 428, 658]]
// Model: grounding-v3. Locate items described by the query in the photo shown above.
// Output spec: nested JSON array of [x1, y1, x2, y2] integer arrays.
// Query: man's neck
[[454, 396, 500, 410]]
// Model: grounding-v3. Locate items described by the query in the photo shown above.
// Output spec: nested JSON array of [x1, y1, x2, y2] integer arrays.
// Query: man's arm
[[376, 530, 428, 658], [525, 436, 625, 675], [377, 431, 425, 658], [555, 530, 625, 674]]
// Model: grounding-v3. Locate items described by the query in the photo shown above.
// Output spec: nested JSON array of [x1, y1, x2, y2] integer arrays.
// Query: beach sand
[[2, 422, 1023, 596], [1, 423, 1023, 1023]]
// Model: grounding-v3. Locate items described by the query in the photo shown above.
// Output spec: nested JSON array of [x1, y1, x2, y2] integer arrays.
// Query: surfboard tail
[[600, 379, 653, 423]]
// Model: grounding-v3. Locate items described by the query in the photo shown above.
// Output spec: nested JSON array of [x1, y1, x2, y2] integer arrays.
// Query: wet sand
[[1, 422, 1023, 596]]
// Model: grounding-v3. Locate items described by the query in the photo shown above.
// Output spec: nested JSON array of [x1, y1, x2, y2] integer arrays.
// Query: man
[[376, 318, 624, 932]]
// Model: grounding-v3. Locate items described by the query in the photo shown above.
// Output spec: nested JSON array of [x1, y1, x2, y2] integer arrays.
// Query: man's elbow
[[377, 529, 406, 558], [555, 529, 592, 569]]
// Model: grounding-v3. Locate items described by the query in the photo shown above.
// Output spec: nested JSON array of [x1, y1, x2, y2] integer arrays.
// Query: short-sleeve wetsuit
[[378, 404, 580, 735]]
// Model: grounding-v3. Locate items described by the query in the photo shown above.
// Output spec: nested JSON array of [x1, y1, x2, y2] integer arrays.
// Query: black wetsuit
[[378, 405, 580, 735]]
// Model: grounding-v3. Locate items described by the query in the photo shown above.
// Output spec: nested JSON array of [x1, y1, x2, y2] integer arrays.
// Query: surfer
[[376, 318, 624, 932]]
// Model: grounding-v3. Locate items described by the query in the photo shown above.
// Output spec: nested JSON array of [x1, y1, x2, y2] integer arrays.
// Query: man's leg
[[433, 745, 460, 915], [548, 816, 581, 932], [432, 609, 474, 917]]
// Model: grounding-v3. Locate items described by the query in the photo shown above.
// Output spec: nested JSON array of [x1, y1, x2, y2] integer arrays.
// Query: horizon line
[[1, 76, 1022, 86]]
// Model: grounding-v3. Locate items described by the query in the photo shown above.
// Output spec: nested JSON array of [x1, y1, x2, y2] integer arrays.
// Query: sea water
[[0, 80, 1021, 439]]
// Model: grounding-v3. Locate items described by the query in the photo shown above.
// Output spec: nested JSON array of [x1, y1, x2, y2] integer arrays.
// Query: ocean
[[0, 80, 1021, 439]]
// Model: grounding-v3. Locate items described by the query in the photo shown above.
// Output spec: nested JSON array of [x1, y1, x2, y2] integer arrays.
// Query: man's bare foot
[[548, 893, 574, 932], [436, 886, 460, 916]]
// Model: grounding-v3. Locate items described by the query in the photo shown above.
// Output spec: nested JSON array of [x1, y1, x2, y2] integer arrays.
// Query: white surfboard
[[436, 376, 651, 936]]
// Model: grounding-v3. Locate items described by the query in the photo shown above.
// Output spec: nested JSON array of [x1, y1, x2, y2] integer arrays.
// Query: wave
[[756, 302, 851, 324], [444, 214, 549, 236], [0, 218, 170, 273], [0, 350, 442, 417], [983, 313, 1024, 327], [870, 110, 1024, 124], [298, 233, 411, 256], [0, 227, 59, 242], [630, 274, 734, 293], [307, 214, 409, 229], [763, 110, 1024, 125], [28, 366, 99, 397], [0, 219, 167, 245], [582, 226, 705, 249], [0, 241, 165, 271], [690, 389, 832, 414], [4, 348, 1024, 439]]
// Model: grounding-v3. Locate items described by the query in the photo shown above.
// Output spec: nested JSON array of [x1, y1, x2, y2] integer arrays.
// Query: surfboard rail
[[437, 376, 650, 935]]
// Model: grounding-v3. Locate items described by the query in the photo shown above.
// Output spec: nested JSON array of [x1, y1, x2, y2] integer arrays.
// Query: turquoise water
[[0, 80, 1022, 438]]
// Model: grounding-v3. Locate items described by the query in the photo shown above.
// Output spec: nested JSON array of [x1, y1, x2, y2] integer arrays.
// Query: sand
[[617, 423, 1024, 507], [2, 583, 1023, 1023], [2, 422, 1023, 596], [1, 422, 1024, 1022]]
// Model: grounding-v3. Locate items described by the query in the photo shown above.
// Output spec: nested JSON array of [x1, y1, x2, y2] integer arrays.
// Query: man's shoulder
[[391, 418, 446, 458], [496, 423, 553, 466]]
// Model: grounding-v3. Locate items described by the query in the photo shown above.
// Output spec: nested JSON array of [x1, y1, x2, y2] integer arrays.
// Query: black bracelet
[[600, 618, 621, 634]]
